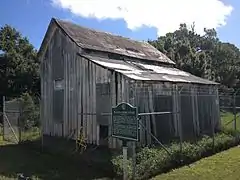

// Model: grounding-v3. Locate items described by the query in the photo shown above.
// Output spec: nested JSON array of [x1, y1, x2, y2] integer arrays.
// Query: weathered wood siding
[[41, 26, 80, 138], [41, 25, 131, 148], [40, 25, 220, 149]]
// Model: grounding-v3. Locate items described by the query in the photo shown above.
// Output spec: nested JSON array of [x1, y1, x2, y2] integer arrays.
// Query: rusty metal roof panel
[[83, 55, 218, 85], [54, 18, 175, 65]]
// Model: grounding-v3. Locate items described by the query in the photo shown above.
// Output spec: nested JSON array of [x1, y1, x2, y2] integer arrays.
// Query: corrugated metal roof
[[54, 18, 175, 65], [83, 55, 218, 85]]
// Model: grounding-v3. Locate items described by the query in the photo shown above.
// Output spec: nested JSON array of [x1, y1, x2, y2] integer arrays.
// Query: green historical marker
[[112, 102, 138, 180], [112, 102, 138, 141]]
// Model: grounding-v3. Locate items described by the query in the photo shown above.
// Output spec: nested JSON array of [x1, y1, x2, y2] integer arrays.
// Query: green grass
[[20, 127, 41, 142], [221, 111, 240, 130], [153, 146, 240, 180], [0, 138, 113, 180]]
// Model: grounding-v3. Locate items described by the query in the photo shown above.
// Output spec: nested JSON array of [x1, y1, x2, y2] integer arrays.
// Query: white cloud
[[51, 0, 233, 36]]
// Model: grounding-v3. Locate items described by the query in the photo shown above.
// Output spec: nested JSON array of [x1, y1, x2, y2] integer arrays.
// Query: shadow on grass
[[0, 141, 115, 180]]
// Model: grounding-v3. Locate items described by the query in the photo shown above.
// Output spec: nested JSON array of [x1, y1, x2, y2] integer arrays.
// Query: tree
[[0, 25, 40, 98], [0, 25, 40, 124], [149, 23, 240, 89]]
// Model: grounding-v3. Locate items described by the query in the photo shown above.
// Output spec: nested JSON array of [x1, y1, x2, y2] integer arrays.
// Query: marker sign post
[[112, 103, 138, 180]]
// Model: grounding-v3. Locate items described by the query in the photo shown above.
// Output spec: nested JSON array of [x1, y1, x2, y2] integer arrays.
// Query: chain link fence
[[219, 90, 240, 132], [2, 95, 41, 144], [122, 87, 240, 163], [1, 88, 240, 150], [126, 85, 218, 145], [0, 122, 3, 142]]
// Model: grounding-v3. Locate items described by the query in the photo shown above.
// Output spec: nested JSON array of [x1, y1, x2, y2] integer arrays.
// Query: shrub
[[111, 155, 132, 178], [112, 131, 240, 180], [19, 93, 40, 129]]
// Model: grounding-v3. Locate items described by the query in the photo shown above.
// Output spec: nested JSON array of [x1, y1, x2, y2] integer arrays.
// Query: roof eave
[[82, 46, 176, 65]]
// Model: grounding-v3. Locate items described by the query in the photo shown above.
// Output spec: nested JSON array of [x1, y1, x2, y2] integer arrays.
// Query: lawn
[[221, 111, 240, 130], [0, 112, 239, 180], [153, 146, 240, 180], [0, 138, 113, 180]]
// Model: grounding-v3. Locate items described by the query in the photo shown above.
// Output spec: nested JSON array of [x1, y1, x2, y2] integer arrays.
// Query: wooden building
[[38, 18, 220, 148]]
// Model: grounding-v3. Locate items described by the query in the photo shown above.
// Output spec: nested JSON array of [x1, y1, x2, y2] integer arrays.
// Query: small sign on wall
[[54, 79, 64, 90]]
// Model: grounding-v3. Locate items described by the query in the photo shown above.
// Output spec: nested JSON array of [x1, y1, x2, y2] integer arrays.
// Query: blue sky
[[0, 0, 239, 50]]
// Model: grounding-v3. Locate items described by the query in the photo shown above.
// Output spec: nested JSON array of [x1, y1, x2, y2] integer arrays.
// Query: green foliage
[[149, 23, 240, 88], [112, 155, 133, 177], [0, 25, 39, 98], [19, 93, 40, 130], [20, 127, 40, 142], [112, 132, 240, 180]]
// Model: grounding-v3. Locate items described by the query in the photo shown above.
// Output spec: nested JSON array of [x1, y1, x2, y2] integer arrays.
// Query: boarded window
[[53, 79, 64, 123], [96, 83, 111, 125]]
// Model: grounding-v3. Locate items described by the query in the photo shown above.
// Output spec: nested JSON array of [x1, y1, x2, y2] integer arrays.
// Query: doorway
[[99, 125, 108, 146]]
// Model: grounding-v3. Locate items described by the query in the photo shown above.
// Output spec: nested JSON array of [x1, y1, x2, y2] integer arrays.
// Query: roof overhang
[[80, 54, 219, 85]]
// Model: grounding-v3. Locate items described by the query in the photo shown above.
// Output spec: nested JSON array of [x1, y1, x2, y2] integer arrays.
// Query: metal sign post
[[132, 141, 136, 180], [112, 102, 138, 180], [122, 140, 128, 180]]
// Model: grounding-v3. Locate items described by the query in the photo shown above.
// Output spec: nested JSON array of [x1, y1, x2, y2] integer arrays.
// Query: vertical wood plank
[[63, 49, 67, 137], [145, 85, 151, 145], [117, 73, 122, 148], [49, 44, 54, 136], [149, 85, 156, 137], [109, 71, 115, 148], [92, 64, 97, 144], [121, 75, 125, 102], [194, 86, 200, 135], [82, 59, 87, 141], [86, 61, 90, 143], [89, 62, 93, 144], [112, 72, 117, 148], [79, 57, 83, 137], [97, 124, 100, 145], [86, 60, 90, 143], [139, 83, 145, 145], [215, 88, 220, 129], [67, 53, 70, 137], [95, 63, 100, 145], [191, 86, 197, 136], [73, 54, 77, 138], [69, 53, 72, 137]]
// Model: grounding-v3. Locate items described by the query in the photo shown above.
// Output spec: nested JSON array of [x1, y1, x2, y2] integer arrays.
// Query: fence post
[[132, 142, 136, 180], [122, 140, 128, 180], [0, 96, 3, 125], [178, 87, 183, 161], [39, 96, 44, 151], [179, 111, 183, 161], [2, 96, 5, 141], [233, 93, 237, 131], [18, 107, 22, 143], [211, 97, 215, 151]]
